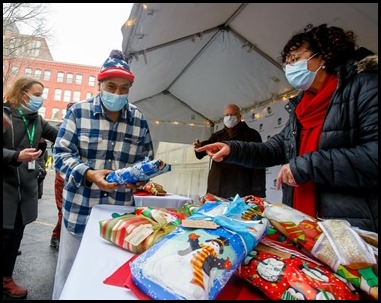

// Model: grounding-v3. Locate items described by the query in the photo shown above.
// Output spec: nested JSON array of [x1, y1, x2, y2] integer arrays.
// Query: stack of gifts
[[236, 224, 361, 300], [129, 195, 269, 300], [260, 203, 378, 300], [100, 195, 377, 300]]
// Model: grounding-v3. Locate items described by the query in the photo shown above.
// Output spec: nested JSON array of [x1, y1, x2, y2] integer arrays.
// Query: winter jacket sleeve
[[41, 118, 58, 143], [225, 126, 289, 168]]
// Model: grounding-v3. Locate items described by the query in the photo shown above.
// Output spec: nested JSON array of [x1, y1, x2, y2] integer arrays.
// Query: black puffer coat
[[3, 104, 58, 228], [226, 55, 378, 233]]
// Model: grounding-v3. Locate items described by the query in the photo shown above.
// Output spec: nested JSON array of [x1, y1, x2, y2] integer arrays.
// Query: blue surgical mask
[[101, 91, 128, 112], [284, 54, 321, 90], [24, 92, 43, 111], [223, 115, 239, 128]]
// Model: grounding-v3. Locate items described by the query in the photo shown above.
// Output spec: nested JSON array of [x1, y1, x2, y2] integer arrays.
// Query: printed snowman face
[[257, 257, 285, 282]]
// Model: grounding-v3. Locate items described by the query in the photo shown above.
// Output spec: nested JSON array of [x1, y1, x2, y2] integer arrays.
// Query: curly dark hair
[[280, 24, 357, 73]]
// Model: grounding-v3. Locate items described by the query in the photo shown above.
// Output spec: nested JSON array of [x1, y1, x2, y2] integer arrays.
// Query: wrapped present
[[134, 206, 185, 226], [236, 236, 360, 300], [198, 193, 229, 204], [130, 195, 269, 300], [105, 157, 171, 184], [182, 202, 201, 217], [242, 195, 266, 212], [99, 209, 179, 254], [263, 203, 378, 300], [142, 181, 167, 196]]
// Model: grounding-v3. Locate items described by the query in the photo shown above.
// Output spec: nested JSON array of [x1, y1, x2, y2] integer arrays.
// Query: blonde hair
[[4, 76, 44, 109]]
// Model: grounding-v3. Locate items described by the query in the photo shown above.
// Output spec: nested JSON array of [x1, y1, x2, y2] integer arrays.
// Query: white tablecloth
[[59, 205, 139, 300], [133, 193, 192, 209], [59, 194, 192, 300]]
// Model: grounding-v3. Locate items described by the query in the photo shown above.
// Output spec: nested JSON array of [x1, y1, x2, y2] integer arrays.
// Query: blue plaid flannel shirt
[[53, 94, 154, 235]]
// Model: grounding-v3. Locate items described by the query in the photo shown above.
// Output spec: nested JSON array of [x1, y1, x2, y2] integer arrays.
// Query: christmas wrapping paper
[[99, 207, 182, 254], [237, 237, 360, 300], [263, 203, 378, 299], [105, 157, 171, 184], [130, 195, 269, 300]]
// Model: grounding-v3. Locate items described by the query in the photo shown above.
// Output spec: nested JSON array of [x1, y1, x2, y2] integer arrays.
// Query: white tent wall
[[122, 3, 378, 141], [121, 3, 378, 201]]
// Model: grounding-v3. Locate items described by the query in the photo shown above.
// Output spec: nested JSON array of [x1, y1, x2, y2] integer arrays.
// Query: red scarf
[[293, 74, 338, 217]]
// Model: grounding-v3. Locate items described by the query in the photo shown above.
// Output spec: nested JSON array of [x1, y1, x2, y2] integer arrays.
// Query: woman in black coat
[[196, 24, 378, 233], [3, 76, 58, 299]]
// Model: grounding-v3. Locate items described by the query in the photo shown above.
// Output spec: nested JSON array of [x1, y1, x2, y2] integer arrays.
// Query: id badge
[[28, 160, 36, 170]]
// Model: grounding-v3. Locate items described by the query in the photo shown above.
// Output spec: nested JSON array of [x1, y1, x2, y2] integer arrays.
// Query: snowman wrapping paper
[[129, 195, 269, 300]]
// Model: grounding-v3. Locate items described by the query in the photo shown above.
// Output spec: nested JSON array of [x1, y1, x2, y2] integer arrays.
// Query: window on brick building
[[86, 92, 94, 99], [75, 74, 83, 85], [73, 91, 81, 102], [88, 75, 96, 86], [57, 72, 65, 83], [11, 66, 19, 77], [43, 70, 51, 81], [66, 73, 73, 84], [25, 68, 32, 76], [34, 69, 42, 79], [54, 89, 62, 101], [62, 109, 67, 120], [43, 87, 49, 100], [64, 90, 72, 102], [39, 106, 46, 118], [52, 108, 60, 120]]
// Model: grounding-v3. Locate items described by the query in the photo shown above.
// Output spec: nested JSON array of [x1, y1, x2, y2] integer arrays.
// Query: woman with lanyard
[[3, 76, 58, 299]]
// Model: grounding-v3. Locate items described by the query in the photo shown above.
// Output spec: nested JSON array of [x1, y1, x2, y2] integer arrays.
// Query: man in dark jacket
[[194, 104, 266, 199]]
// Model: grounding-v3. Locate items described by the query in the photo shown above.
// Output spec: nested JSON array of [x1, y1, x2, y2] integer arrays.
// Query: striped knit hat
[[97, 50, 135, 83]]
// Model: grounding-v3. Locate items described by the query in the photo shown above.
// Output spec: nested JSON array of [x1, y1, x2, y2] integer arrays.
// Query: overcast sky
[[45, 3, 133, 67]]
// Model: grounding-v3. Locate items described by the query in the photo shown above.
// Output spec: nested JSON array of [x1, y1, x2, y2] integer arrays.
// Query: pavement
[[3, 170, 59, 301]]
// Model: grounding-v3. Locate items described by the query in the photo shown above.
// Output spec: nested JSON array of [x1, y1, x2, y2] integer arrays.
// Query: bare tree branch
[[3, 3, 52, 91]]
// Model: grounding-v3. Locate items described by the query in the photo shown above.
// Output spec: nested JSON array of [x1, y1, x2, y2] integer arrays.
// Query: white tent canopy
[[121, 3, 378, 145]]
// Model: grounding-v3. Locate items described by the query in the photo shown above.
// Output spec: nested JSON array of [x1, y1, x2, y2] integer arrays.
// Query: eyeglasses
[[102, 81, 131, 94], [283, 50, 310, 67]]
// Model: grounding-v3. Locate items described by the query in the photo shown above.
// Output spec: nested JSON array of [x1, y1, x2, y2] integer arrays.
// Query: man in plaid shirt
[[52, 50, 154, 299]]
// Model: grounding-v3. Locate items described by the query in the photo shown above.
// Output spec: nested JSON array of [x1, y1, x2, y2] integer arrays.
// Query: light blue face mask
[[284, 54, 322, 90], [101, 91, 128, 112], [24, 92, 44, 111]]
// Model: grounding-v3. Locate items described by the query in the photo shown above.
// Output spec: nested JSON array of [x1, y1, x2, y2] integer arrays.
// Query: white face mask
[[223, 115, 239, 128]]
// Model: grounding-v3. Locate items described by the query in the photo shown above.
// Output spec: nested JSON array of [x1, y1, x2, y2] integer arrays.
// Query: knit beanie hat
[[97, 50, 135, 83]]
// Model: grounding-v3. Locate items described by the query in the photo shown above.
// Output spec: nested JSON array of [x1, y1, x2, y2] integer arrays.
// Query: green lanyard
[[17, 108, 36, 147]]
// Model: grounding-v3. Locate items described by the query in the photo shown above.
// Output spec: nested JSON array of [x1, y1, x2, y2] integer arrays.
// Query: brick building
[[3, 27, 99, 123]]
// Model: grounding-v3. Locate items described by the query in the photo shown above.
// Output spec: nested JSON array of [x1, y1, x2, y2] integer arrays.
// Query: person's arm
[[84, 168, 118, 192], [194, 133, 218, 160], [41, 119, 59, 143], [53, 110, 92, 189]]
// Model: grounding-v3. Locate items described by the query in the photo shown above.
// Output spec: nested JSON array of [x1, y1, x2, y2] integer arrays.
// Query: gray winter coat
[[225, 55, 378, 233], [3, 105, 58, 228]]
